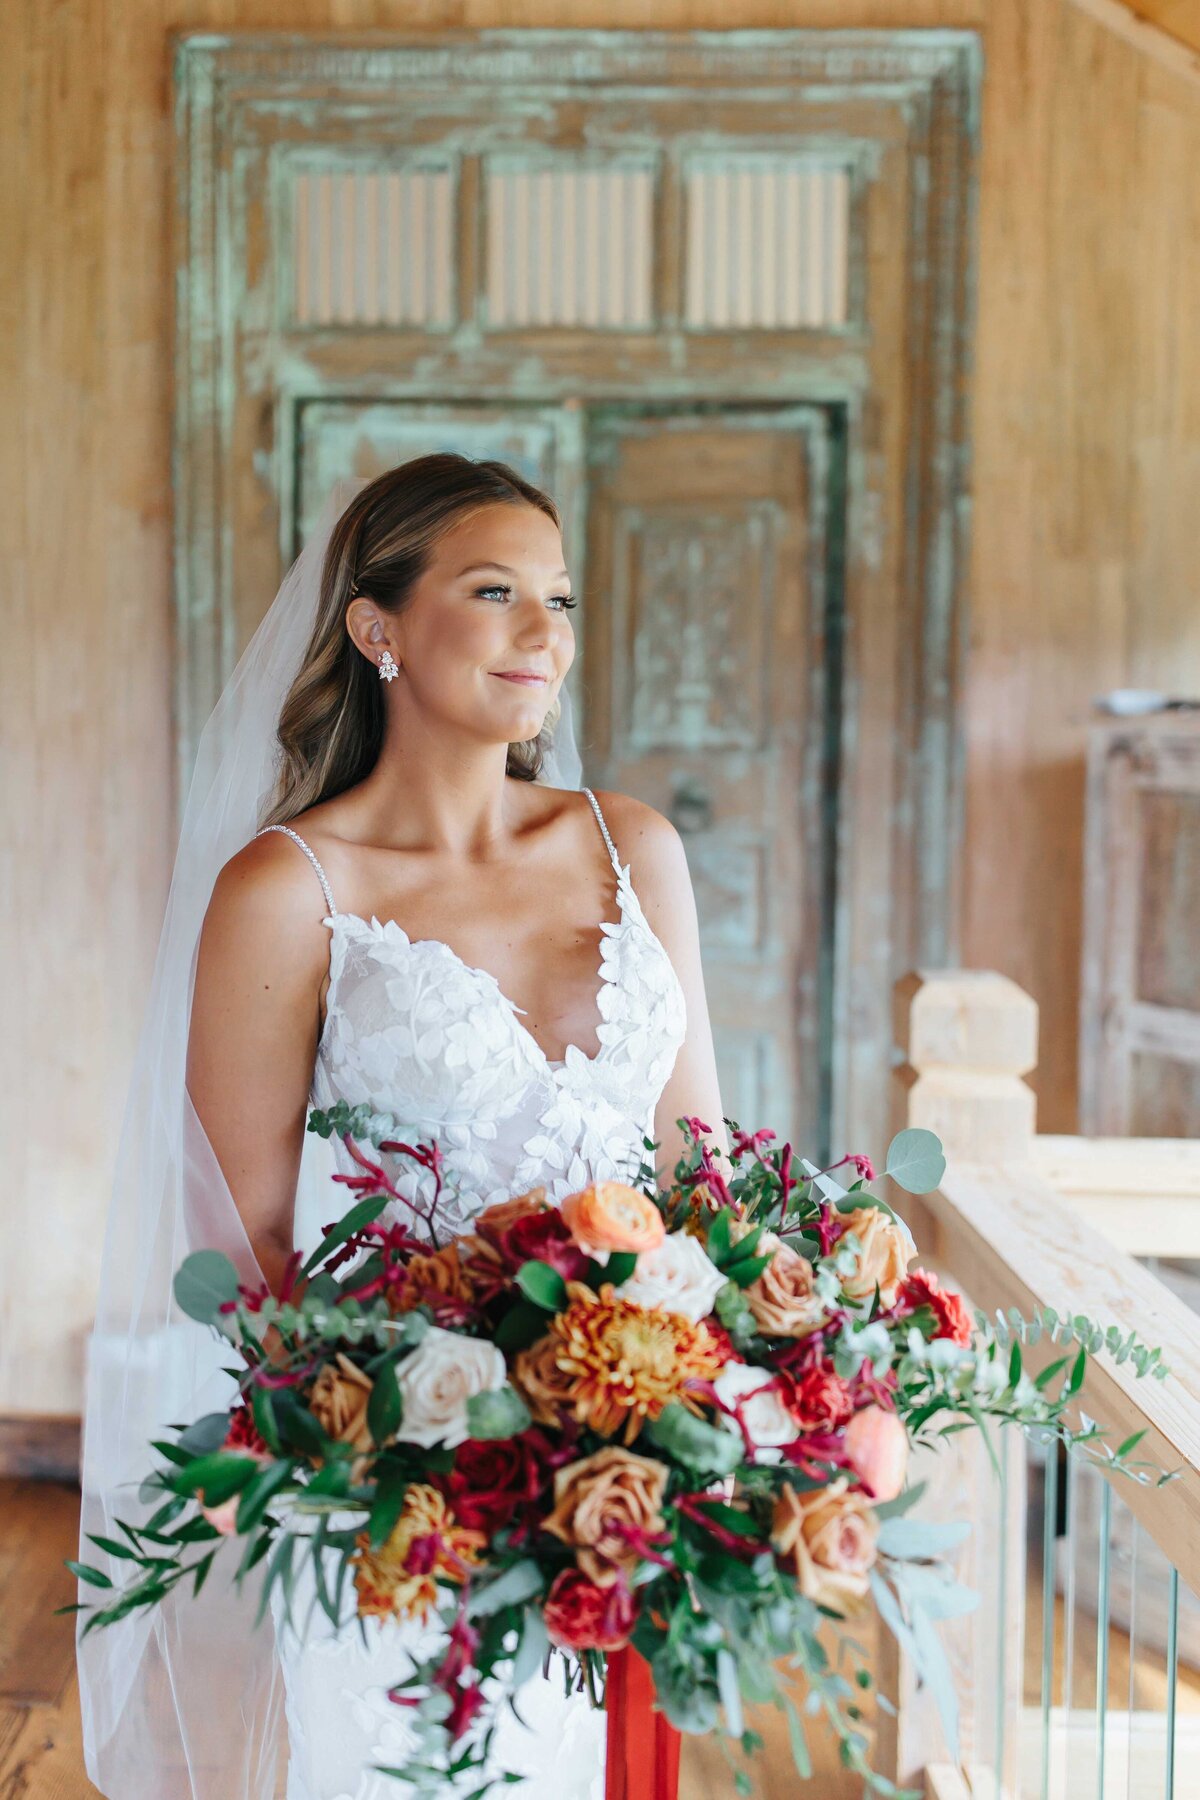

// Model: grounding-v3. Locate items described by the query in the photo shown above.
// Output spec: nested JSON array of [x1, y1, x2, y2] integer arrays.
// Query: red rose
[[786, 1363, 854, 1433], [435, 1431, 567, 1536], [544, 1569, 638, 1651], [898, 1270, 973, 1347]]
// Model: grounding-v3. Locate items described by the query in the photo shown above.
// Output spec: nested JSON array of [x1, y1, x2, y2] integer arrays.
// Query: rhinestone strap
[[255, 824, 337, 916], [582, 786, 622, 874]]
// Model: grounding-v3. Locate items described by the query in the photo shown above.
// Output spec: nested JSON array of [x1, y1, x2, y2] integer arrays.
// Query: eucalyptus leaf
[[884, 1128, 946, 1196], [173, 1251, 240, 1326], [717, 1648, 744, 1739], [465, 1560, 543, 1619], [644, 1403, 744, 1476], [176, 1412, 235, 1457], [465, 1385, 532, 1442]]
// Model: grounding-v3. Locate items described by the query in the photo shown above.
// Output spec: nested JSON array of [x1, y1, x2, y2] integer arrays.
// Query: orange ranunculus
[[559, 1182, 665, 1257]]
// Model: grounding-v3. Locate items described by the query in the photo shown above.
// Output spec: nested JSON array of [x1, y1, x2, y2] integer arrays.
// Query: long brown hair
[[260, 454, 564, 829]]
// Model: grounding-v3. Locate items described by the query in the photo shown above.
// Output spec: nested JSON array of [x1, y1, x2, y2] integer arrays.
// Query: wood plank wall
[[4, 0, 1199, 1416]]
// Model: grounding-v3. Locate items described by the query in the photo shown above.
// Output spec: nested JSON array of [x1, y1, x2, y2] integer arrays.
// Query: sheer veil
[[77, 474, 585, 1798]]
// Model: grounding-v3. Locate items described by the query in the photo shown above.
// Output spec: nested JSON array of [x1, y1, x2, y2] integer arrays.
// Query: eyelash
[[476, 584, 578, 612]]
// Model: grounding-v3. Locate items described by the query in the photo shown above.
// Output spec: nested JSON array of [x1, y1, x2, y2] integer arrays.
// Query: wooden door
[[583, 407, 832, 1147]]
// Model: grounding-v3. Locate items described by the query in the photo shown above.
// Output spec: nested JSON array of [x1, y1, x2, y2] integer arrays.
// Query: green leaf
[[85, 1534, 138, 1561], [1034, 1355, 1070, 1392], [599, 1249, 639, 1286], [176, 1412, 234, 1457], [369, 1467, 411, 1549], [173, 1251, 241, 1326], [725, 1252, 774, 1290], [367, 1360, 403, 1447], [645, 1404, 743, 1476], [465, 1385, 532, 1442], [251, 1384, 282, 1455], [717, 1647, 744, 1738], [1067, 1344, 1088, 1397], [1115, 1428, 1148, 1460], [514, 1260, 568, 1312], [235, 1459, 297, 1535], [884, 1128, 946, 1195], [784, 1696, 812, 1778], [878, 1517, 971, 1559], [691, 1500, 760, 1539], [176, 1452, 264, 1505], [67, 1561, 114, 1589], [465, 1560, 543, 1619], [300, 1193, 392, 1278], [494, 1299, 551, 1354]]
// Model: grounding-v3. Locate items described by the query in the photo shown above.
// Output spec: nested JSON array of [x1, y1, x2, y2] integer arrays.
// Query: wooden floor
[[0, 1478, 864, 1799]]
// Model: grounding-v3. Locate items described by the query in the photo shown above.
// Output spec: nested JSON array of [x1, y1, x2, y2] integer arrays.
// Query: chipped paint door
[[584, 407, 834, 1148]]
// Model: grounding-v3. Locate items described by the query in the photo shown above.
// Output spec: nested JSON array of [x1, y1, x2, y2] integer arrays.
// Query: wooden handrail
[[891, 970, 1200, 1592], [1031, 1134, 1200, 1256]]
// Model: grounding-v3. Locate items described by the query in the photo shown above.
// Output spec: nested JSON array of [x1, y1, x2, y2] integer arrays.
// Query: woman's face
[[364, 500, 577, 749]]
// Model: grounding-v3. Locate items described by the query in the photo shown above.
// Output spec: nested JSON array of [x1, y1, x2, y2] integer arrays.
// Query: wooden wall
[[5, 0, 1200, 1416]]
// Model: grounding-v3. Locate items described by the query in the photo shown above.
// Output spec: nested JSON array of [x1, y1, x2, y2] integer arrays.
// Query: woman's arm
[[186, 833, 331, 1292], [602, 794, 732, 1188]]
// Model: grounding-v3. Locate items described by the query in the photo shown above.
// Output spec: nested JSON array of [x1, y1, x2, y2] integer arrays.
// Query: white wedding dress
[[255, 787, 688, 1800]]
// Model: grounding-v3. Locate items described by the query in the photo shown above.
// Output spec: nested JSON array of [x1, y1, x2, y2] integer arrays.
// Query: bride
[[77, 453, 730, 1800]]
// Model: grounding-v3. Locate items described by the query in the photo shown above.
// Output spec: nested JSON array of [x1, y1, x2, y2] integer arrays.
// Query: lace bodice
[[258, 788, 688, 1238]]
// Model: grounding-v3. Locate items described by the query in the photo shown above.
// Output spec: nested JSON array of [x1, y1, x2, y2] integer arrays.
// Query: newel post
[[876, 971, 1039, 1792]]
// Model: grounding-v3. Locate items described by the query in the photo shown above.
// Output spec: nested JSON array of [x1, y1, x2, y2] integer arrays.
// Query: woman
[[78, 454, 730, 1799]]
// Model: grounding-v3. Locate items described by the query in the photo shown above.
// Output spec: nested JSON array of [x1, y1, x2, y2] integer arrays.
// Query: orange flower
[[512, 1333, 579, 1426], [390, 1243, 477, 1319], [352, 1483, 486, 1624], [771, 1478, 878, 1617], [543, 1446, 669, 1587], [548, 1280, 726, 1446], [560, 1182, 665, 1257]]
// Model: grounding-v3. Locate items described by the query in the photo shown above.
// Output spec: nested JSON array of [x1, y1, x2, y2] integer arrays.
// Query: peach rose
[[543, 1446, 669, 1587], [744, 1243, 827, 1338], [838, 1209, 913, 1305], [560, 1182, 666, 1257], [844, 1405, 909, 1503], [511, 1332, 578, 1426], [308, 1352, 374, 1454], [771, 1477, 879, 1616]]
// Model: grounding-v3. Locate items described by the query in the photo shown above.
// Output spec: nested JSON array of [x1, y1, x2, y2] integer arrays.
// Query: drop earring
[[378, 650, 400, 683]]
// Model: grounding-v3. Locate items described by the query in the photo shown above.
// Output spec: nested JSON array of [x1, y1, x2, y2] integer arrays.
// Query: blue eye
[[477, 584, 577, 612]]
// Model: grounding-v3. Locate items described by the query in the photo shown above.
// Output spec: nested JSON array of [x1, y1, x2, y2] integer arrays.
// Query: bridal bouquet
[[71, 1111, 1170, 1798]]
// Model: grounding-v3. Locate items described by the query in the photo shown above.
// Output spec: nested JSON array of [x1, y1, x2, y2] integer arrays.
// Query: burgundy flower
[[433, 1429, 567, 1537]]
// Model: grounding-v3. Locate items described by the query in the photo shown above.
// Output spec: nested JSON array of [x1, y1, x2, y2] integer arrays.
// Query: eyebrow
[[456, 561, 571, 579]]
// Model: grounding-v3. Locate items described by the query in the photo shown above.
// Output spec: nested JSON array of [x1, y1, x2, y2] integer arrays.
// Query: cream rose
[[395, 1326, 508, 1449], [614, 1231, 728, 1323], [838, 1208, 913, 1305], [713, 1360, 798, 1462], [771, 1477, 879, 1616], [744, 1243, 827, 1338]]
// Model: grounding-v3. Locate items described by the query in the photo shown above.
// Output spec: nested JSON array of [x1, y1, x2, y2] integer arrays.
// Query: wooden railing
[[882, 970, 1200, 1798]]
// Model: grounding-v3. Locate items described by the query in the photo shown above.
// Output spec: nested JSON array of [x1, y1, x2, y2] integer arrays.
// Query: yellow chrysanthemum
[[550, 1280, 726, 1446], [352, 1483, 486, 1623]]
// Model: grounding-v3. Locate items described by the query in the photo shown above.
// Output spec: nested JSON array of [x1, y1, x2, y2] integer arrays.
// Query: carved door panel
[[583, 408, 832, 1147]]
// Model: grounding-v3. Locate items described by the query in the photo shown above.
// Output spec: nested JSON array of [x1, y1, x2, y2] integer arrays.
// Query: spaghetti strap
[[254, 824, 338, 917], [581, 786, 623, 876]]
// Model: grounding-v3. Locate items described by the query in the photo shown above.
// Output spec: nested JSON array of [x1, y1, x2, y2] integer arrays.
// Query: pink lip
[[491, 672, 549, 685]]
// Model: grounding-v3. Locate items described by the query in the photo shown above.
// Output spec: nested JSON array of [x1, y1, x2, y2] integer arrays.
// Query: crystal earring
[[378, 650, 400, 683]]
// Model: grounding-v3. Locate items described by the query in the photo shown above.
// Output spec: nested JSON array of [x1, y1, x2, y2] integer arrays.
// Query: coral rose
[[744, 1243, 827, 1338], [198, 1407, 272, 1535], [308, 1352, 374, 1454], [897, 1270, 974, 1347], [838, 1208, 913, 1306], [352, 1483, 485, 1623], [771, 1477, 879, 1616], [844, 1405, 909, 1503], [543, 1446, 669, 1587], [544, 1569, 638, 1650], [560, 1181, 665, 1257]]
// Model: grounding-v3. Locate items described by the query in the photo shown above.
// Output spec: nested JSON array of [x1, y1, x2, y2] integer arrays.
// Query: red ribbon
[[604, 1645, 681, 1800]]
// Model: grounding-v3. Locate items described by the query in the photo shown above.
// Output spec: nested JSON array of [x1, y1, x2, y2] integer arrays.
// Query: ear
[[345, 598, 400, 668]]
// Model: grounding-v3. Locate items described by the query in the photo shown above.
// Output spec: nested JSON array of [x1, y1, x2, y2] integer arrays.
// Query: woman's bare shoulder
[[205, 825, 335, 947], [587, 788, 690, 900]]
